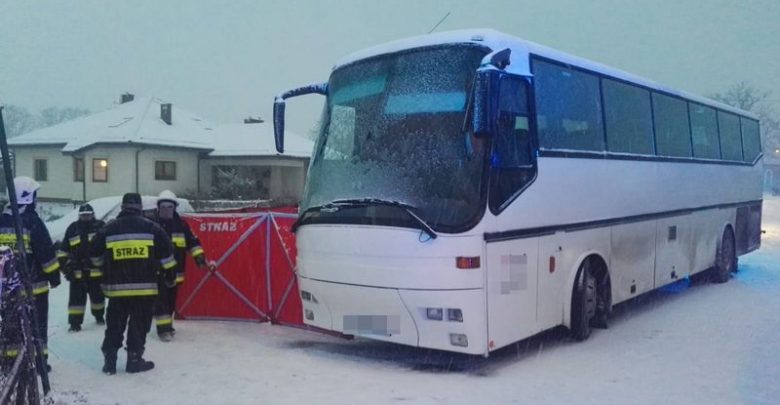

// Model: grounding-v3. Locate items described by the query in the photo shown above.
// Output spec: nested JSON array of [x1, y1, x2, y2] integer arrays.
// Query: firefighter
[[0, 176, 60, 371], [89, 193, 175, 375], [153, 190, 213, 342], [60, 203, 106, 331]]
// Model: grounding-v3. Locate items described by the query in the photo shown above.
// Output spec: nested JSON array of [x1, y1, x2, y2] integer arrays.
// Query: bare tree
[[711, 82, 780, 153], [1, 105, 90, 138], [38, 106, 90, 127]]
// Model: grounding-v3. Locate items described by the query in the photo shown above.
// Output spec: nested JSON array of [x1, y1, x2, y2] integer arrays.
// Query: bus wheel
[[570, 260, 597, 341], [712, 228, 736, 284]]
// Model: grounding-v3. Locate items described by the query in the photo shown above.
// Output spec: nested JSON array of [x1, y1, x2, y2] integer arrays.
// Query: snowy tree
[[711, 82, 780, 153], [1, 105, 37, 138], [38, 106, 90, 127], [1, 104, 90, 137], [211, 167, 258, 200]]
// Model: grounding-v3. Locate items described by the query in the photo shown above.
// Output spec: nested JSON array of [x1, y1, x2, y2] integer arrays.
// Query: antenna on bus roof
[[428, 11, 451, 34]]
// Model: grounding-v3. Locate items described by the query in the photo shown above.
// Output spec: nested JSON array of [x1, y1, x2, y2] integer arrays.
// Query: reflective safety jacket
[[156, 213, 204, 285], [60, 218, 105, 279], [89, 209, 175, 298], [0, 207, 61, 295]]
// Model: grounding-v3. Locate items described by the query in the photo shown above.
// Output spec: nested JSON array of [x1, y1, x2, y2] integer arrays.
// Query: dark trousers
[[68, 275, 105, 326], [102, 296, 155, 354], [153, 284, 178, 334], [34, 293, 48, 356]]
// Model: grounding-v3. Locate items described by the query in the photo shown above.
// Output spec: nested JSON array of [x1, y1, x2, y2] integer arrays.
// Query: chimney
[[121, 93, 135, 103], [161, 103, 172, 125]]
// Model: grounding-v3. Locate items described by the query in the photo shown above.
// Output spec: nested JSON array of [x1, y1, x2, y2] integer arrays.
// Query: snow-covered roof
[[9, 97, 217, 153], [207, 123, 314, 158], [335, 29, 757, 120], [10, 97, 315, 159]]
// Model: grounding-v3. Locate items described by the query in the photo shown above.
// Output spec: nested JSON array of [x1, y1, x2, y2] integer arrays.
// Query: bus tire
[[712, 227, 736, 284], [570, 260, 597, 341]]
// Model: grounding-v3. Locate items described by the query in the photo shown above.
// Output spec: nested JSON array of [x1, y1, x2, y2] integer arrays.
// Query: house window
[[155, 161, 176, 181], [93, 158, 108, 182], [73, 158, 84, 182], [34, 159, 47, 181]]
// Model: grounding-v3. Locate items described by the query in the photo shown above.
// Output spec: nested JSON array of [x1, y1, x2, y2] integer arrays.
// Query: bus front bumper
[[299, 276, 487, 355]]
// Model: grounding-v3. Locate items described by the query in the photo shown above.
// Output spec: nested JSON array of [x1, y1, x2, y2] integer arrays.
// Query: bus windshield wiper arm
[[331, 198, 438, 240]]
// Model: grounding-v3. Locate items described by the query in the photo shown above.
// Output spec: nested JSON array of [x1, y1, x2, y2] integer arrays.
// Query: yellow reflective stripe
[[43, 259, 60, 274], [68, 306, 86, 315], [161, 255, 176, 270], [106, 239, 154, 249], [56, 250, 69, 258], [33, 285, 50, 295], [155, 316, 173, 326], [190, 246, 204, 257], [175, 275, 185, 284], [172, 236, 186, 248], [89, 270, 102, 278], [4, 349, 19, 357], [73, 270, 83, 279], [104, 289, 158, 298], [91, 256, 104, 266], [69, 236, 81, 247], [91, 303, 105, 310]]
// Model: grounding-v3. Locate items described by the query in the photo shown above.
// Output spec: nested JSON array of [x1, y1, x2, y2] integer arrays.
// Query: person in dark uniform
[[0, 176, 60, 371], [60, 203, 106, 331], [152, 190, 213, 342], [89, 193, 175, 375]]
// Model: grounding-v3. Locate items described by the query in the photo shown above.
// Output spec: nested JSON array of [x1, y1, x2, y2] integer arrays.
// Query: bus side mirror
[[272, 82, 328, 153], [472, 68, 503, 138], [472, 48, 511, 138], [273, 99, 286, 153]]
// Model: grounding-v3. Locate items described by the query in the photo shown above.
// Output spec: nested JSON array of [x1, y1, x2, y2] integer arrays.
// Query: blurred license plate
[[343, 315, 400, 336]]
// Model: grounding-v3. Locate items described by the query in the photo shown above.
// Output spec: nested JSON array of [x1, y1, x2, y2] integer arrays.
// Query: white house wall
[[136, 148, 200, 197], [12, 145, 75, 200]]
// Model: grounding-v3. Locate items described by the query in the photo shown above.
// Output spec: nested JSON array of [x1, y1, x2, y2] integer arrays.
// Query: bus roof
[[334, 29, 757, 120]]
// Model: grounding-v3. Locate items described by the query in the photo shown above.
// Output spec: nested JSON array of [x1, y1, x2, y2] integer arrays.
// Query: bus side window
[[490, 76, 536, 212]]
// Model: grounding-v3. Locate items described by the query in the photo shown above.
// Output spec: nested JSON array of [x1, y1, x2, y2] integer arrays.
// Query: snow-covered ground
[[44, 199, 780, 405]]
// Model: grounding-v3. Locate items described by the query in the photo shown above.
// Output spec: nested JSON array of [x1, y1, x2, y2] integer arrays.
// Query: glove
[[194, 255, 207, 268], [49, 271, 62, 288]]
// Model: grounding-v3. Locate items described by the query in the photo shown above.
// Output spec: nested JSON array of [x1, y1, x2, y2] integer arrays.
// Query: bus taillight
[[456, 256, 480, 269]]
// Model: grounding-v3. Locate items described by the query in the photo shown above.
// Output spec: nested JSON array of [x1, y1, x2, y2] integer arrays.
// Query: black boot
[[102, 349, 117, 375], [126, 350, 154, 373], [95, 314, 105, 325]]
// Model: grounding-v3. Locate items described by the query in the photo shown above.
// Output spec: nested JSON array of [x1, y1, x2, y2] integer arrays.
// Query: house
[[8, 95, 314, 203]]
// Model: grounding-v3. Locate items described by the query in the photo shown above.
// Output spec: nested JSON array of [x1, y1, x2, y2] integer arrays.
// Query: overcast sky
[[1, 0, 779, 135]]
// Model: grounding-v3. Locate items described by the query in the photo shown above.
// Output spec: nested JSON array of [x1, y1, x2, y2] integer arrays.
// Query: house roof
[[207, 123, 314, 158], [9, 97, 316, 160], [9, 97, 216, 153]]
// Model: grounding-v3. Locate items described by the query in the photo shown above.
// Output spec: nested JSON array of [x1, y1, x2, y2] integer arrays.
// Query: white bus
[[272, 29, 763, 355]]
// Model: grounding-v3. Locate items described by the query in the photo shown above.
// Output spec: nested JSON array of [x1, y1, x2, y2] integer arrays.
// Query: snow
[[42, 198, 780, 404], [8, 97, 216, 153], [206, 123, 313, 158], [334, 29, 755, 119], [8, 98, 314, 159]]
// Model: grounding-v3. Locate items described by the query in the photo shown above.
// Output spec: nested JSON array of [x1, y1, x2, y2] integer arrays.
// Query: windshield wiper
[[293, 198, 437, 240], [333, 198, 438, 240]]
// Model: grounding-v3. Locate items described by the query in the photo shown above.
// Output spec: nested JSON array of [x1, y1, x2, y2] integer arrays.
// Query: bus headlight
[[450, 333, 468, 347], [447, 308, 463, 322], [426, 308, 443, 321]]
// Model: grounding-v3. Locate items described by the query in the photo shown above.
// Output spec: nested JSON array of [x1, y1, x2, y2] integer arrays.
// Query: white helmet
[[157, 189, 178, 207], [8, 176, 41, 205]]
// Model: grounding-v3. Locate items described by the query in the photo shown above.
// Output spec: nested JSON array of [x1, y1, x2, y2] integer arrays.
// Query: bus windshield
[[300, 45, 489, 232]]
